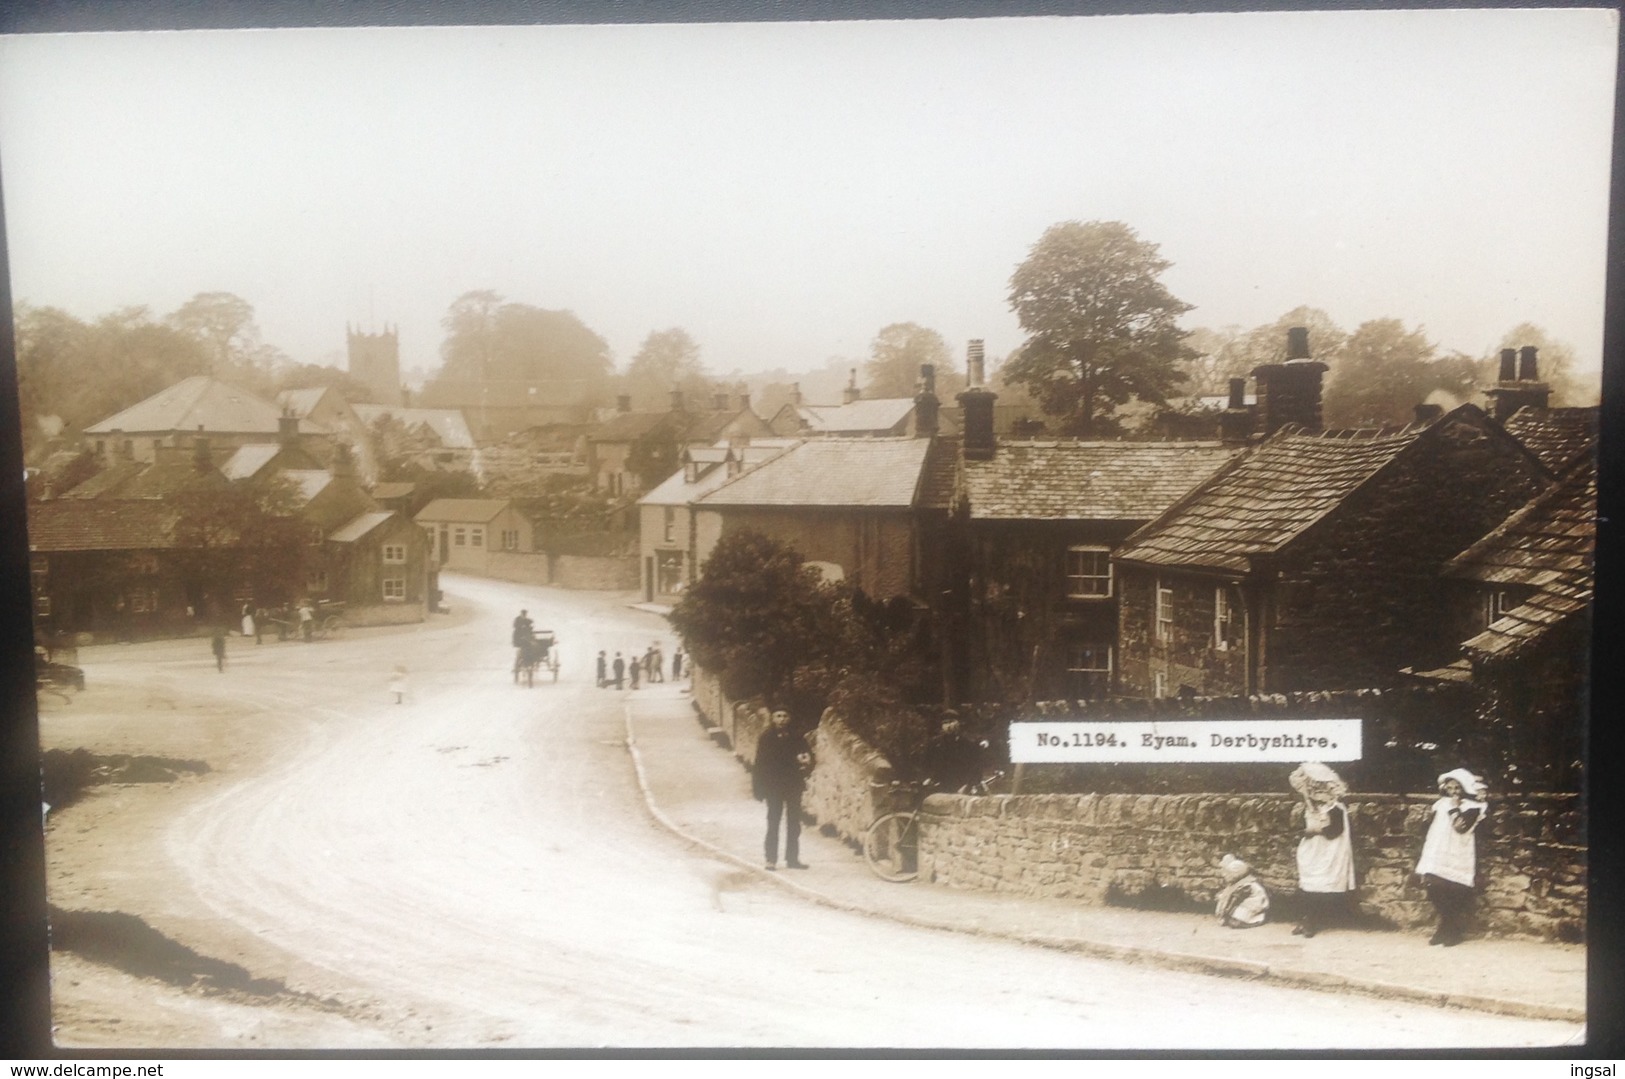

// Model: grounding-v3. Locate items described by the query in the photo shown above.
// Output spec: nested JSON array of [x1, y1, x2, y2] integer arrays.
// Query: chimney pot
[[919, 364, 936, 395], [1286, 327, 1312, 361], [967, 340, 986, 388], [792, 382, 802, 405], [1519, 345, 1539, 382], [1227, 378, 1246, 410], [843, 369, 861, 405], [1499, 348, 1518, 382]]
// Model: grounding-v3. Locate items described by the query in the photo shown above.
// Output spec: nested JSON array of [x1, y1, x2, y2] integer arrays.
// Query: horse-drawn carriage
[[514, 629, 559, 686], [263, 600, 345, 641]]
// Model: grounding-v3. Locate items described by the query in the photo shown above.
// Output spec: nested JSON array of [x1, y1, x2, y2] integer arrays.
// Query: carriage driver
[[512, 609, 535, 670]]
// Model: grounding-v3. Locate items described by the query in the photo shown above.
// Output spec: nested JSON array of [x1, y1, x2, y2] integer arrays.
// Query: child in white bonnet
[[1215, 853, 1270, 928]]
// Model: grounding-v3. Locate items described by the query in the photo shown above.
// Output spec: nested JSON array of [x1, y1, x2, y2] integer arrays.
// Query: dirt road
[[37, 576, 1583, 1050]]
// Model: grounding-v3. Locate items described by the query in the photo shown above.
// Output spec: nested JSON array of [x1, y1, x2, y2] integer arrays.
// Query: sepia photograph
[[0, 3, 1614, 1055]]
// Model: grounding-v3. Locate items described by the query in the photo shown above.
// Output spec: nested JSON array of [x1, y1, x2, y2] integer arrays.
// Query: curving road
[[46, 574, 1582, 1050]]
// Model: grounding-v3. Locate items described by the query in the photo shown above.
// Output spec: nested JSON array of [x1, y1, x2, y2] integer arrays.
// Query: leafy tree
[[622, 328, 716, 411], [1003, 220, 1195, 437], [668, 529, 839, 708], [1184, 307, 1350, 398], [862, 323, 964, 399], [1321, 319, 1475, 428], [428, 290, 614, 404], [169, 473, 313, 615]]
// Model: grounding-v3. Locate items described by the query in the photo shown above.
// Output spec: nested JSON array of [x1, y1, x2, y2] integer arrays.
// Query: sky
[[0, 10, 1617, 387]]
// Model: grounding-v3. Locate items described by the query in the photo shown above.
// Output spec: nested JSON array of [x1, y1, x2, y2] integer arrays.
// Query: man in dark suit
[[753, 708, 811, 871]]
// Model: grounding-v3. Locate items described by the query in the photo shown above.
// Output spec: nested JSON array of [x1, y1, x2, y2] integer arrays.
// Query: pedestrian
[[1214, 854, 1270, 929], [629, 654, 641, 690], [253, 607, 265, 645], [651, 644, 665, 682], [298, 600, 315, 642], [210, 626, 227, 673], [1415, 767, 1488, 946], [596, 650, 607, 688], [389, 665, 409, 704], [672, 646, 684, 680], [241, 604, 255, 639], [612, 652, 625, 690], [1288, 762, 1357, 938], [753, 707, 811, 871]]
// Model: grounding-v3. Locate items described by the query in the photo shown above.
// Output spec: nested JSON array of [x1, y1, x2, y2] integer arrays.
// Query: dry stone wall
[[470, 550, 637, 590], [802, 711, 898, 846], [916, 790, 1583, 941]]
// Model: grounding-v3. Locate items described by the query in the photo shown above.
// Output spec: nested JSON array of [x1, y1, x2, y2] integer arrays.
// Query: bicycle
[[862, 771, 1003, 883]]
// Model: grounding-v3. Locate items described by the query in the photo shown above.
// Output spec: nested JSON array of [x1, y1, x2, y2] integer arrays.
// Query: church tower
[[347, 324, 401, 404]]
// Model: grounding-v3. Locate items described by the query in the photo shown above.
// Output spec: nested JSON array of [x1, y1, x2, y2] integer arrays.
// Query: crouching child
[[1215, 854, 1269, 928]]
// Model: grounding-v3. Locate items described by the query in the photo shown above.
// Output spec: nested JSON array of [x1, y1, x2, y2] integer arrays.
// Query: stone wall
[[916, 790, 1583, 941], [802, 711, 899, 846], [341, 601, 427, 628], [474, 550, 638, 591]]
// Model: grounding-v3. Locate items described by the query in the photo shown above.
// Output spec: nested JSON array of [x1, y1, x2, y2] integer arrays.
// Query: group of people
[[595, 644, 683, 690], [1213, 761, 1490, 947]]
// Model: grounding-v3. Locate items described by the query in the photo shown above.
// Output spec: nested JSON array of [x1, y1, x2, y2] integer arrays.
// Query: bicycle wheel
[[863, 811, 920, 882]]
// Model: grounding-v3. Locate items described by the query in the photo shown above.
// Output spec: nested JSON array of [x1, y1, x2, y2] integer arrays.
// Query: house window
[[1214, 586, 1237, 651], [131, 552, 159, 575], [382, 578, 406, 601], [306, 569, 328, 594], [1153, 671, 1168, 699], [470, 527, 484, 548], [29, 557, 47, 588], [454, 527, 467, 547], [34, 595, 51, 618], [663, 507, 677, 544], [129, 588, 157, 614], [501, 529, 519, 551], [1065, 546, 1112, 598], [383, 544, 406, 564], [656, 550, 684, 595], [1155, 580, 1174, 643], [1483, 590, 1513, 626], [1065, 640, 1113, 700]]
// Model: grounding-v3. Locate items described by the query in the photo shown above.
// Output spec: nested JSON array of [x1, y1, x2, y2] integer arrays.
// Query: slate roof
[[589, 410, 677, 443], [59, 460, 147, 499], [639, 445, 791, 507], [328, 511, 396, 543], [220, 444, 282, 481], [85, 376, 325, 436], [697, 438, 932, 509], [799, 398, 915, 435], [1501, 406, 1599, 473], [276, 387, 330, 418], [279, 470, 333, 506], [917, 436, 962, 512], [1449, 461, 1595, 663], [414, 498, 512, 523], [370, 482, 416, 501], [352, 405, 477, 450], [1114, 421, 1440, 573], [27, 500, 180, 552], [963, 441, 1237, 522]]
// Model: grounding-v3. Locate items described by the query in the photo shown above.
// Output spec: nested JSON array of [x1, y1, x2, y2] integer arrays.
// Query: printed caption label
[[1008, 719, 1363, 763]]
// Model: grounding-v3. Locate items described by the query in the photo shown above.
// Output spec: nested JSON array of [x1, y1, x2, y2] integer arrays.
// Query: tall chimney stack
[[1485, 344, 1551, 420], [914, 363, 940, 438], [1519, 345, 1539, 382], [1219, 377, 1255, 444], [192, 427, 213, 473], [843, 368, 861, 405], [1251, 326, 1327, 436], [1498, 348, 1518, 382], [957, 340, 997, 460]]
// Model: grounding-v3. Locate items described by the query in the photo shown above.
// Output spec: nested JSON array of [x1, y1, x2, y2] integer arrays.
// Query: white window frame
[[664, 506, 677, 544], [655, 549, 685, 595], [306, 569, 328, 593], [382, 577, 406, 601], [382, 544, 406, 564], [1484, 589, 1513, 625], [453, 526, 467, 547], [1065, 545, 1112, 599], [1153, 671, 1168, 699], [1155, 579, 1174, 643], [470, 527, 484, 548], [34, 594, 51, 618], [502, 529, 519, 551]]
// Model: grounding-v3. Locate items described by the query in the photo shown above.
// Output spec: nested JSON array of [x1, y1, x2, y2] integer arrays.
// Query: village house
[[322, 509, 434, 625], [277, 384, 379, 484], [414, 498, 535, 572], [587, 391, 772, 497], [1110, 332, 1552, 697], [415, 377, 597, 442], [352, 403, 481, 477], [635, 440, 794, 604], [83, 375, 334, 466], [28, 499, 186, 638]]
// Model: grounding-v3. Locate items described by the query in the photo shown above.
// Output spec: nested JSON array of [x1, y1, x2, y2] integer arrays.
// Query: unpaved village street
[[36, 575, 1583, 1050]]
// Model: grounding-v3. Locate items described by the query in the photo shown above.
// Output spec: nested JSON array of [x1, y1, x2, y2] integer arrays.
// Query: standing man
[[672, 646, 685, 680], [298, 600, 315, 642], [512, 609, 534, 679], [612, 652, 625, 690], [210, 626, 227, 672], [596, 651, 608, 688], [753, 708, 811, 871], [629, 654, 641, 690], [648, 644, 664, 683]]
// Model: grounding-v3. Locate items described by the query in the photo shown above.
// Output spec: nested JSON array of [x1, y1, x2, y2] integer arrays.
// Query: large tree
[[1321, 319, 1475, 428], [1003, 220, 1195, 437], [430, 290, 614, 400], [621, 327, 716, 411], [862, 322, 964, 399], [1184, 306, 1350, 398], [1481, 323, 1597, 407]]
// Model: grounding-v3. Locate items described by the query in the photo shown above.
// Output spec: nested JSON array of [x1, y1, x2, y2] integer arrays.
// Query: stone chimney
[[192, 427, 213, 472], [1219, 377, 1256, 444], [842, 368, 861, 405], [791, 382, 803, 406], [957, 339, 997, 461], [914, 363, 940, 438], [616, 394, 632, 413], [1251, 326, 1327, 436], [1484, 344, 1551, 420]]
